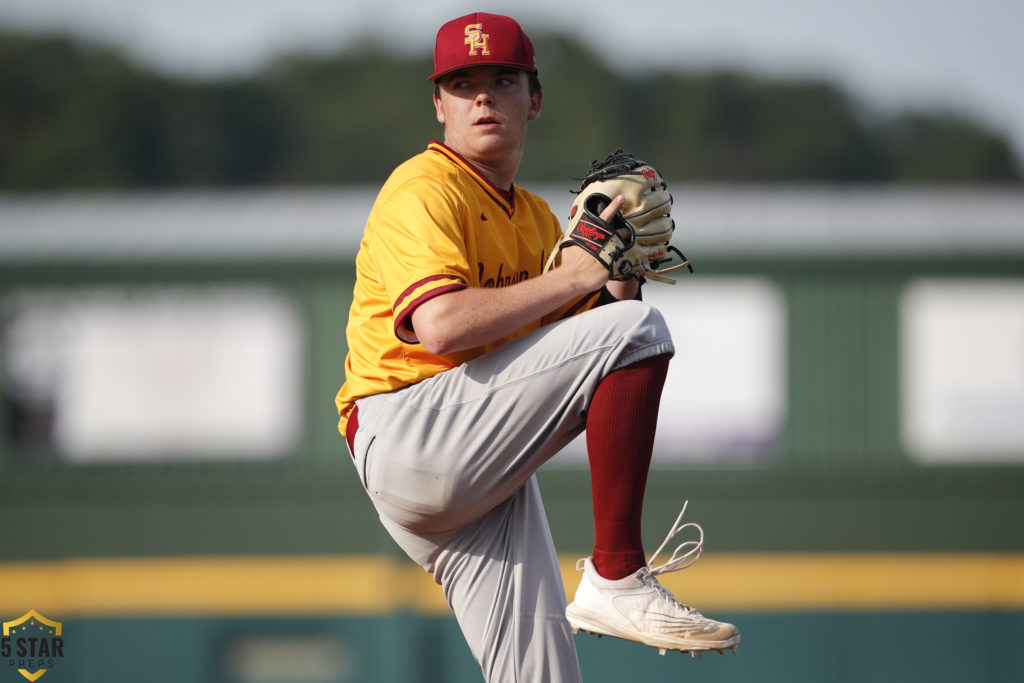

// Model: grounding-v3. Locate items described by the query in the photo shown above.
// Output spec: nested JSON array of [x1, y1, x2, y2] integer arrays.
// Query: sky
[[2, 0, 1023, 160]]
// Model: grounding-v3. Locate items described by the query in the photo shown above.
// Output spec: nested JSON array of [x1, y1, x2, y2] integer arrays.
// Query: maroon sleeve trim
[[394, 281, 468, 343], [394, 274, 467, 313]]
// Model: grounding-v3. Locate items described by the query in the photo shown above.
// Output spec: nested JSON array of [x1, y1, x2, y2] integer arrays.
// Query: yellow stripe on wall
[[2, 554, 1023, 618]]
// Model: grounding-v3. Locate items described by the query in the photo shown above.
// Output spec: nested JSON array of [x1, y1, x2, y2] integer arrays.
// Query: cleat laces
[[642, 501, 705, 612], [647, 501, 704, 576]]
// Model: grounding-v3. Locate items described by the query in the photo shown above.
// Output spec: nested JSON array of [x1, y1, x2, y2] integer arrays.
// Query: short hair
[[527, 72, 542, 95]]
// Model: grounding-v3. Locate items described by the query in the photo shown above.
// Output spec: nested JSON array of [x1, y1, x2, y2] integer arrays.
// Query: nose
[[474, 88, 494, 105]]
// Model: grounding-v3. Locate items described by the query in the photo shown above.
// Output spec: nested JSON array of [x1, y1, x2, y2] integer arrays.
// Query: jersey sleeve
[[367, 176, 472, 344]]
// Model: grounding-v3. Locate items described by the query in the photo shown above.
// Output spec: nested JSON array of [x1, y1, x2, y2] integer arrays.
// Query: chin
[[474, 134, 520, 155]]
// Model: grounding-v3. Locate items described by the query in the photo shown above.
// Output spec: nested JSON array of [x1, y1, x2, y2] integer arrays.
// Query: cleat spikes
[[691, 651, 701, 659], [658, 648, 667, 656]]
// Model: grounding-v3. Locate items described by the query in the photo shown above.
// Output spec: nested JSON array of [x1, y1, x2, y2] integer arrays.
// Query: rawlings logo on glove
[[544, 149, 693, 284], [573, 219, 612, 250]]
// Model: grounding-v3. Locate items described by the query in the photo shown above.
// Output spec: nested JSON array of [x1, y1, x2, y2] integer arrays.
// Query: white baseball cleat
[[566, 503, 740, 656]]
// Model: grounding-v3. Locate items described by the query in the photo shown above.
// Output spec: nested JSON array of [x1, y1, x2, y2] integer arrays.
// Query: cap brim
[[428, 62, 538, 82]]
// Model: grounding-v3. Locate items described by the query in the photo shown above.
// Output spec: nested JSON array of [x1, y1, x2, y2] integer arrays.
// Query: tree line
[[1, 30, 1020, 189]]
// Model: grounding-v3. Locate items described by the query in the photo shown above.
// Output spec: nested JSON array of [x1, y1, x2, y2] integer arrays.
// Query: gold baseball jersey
[[335, 142, 603, 437]]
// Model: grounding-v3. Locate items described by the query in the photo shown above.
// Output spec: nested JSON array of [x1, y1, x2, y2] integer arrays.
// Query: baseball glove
[[544, 150, 693, 284]]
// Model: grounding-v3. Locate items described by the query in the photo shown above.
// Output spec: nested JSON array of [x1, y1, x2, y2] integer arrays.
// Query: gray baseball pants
[[347, 299, 674, 682]]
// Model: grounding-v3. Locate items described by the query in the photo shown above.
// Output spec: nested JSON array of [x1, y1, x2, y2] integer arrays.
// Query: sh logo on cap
[[464, 24, 490, 56]]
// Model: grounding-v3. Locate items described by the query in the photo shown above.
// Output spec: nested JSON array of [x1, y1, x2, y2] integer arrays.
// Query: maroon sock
[[586, 353, 671, 580]]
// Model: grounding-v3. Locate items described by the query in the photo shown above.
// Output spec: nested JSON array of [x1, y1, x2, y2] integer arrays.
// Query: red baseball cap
[[428, 12, 538, 82]]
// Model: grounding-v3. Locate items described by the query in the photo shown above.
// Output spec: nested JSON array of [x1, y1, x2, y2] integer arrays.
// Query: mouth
[[474, 116, 501, 127]]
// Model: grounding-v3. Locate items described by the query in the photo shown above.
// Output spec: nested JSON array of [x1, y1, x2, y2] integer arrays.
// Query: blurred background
[[1, 1, 1023, 681]]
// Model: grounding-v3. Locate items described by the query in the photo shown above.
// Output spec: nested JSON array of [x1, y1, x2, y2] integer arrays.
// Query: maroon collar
[[428, 141, 516, 217]]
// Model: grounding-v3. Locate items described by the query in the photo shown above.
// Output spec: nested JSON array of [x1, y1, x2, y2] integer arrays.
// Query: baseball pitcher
[[335, 12, 739, 682]]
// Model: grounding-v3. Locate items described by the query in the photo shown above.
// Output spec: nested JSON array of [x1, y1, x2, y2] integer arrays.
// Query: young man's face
[[433, 65, 543, 170]]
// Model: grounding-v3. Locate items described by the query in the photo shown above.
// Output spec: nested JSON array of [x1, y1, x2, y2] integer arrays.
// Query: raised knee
[[616, 300, 672, 347]]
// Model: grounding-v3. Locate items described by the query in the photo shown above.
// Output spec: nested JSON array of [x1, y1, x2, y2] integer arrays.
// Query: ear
[[434, 91, 446, 125], [528, 88, 543, 121]]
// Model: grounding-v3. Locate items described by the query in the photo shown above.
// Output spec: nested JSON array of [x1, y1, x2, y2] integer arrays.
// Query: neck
[[444, 141, 521, 191], [471, 159, 517, 191]]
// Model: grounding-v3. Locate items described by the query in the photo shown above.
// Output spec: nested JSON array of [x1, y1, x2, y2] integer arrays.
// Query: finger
[[598, 194, 625, 223]]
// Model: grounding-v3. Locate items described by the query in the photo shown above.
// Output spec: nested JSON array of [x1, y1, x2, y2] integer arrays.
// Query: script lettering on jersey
[[464, 24, 490, 55], [478, 262, 529, 288]]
